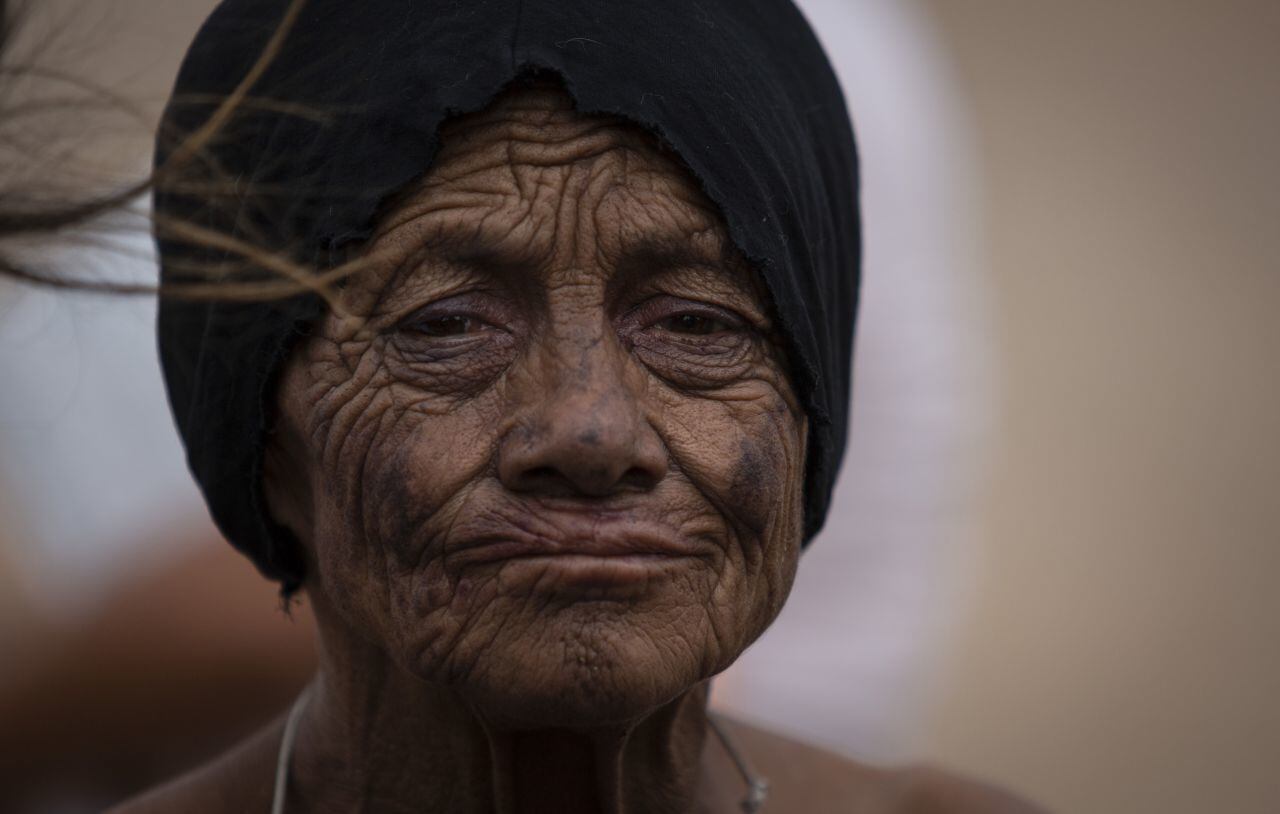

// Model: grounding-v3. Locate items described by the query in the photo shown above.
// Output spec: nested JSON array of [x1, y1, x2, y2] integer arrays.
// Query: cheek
[[728, 435, 785, 538], [656, 382, 806, 553], [652, 382, 805, 644], [296, 344, 504, 607], [360, 390, 501, 562]]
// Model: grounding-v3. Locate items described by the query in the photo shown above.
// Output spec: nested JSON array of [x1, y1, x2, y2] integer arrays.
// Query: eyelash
[[395, 293, 508, 339], [402, 313, 492, 337], [398, 295, 746, 333], [389, 293, 758, 394], [632, 297, 748, 337]]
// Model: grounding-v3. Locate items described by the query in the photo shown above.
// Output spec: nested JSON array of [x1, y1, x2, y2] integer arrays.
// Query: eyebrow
[[378, 220, 755, 307], [619, 233, 731, 273], [368, 225, 546, 309], [417, 228, 546, 276], [610, 231, 759, 301]]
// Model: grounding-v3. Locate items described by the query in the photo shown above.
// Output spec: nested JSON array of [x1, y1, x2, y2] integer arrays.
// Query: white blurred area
[[0, 1, 225, 629], [0, 238, 207, 618], [715, 0, 989, 763]]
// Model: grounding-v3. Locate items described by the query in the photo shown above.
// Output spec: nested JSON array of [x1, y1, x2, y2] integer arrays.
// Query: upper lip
[[444, 505, 705, 566]]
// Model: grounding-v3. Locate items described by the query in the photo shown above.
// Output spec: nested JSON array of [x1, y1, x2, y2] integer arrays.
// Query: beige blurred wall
[[919, 2, 1280, 812]]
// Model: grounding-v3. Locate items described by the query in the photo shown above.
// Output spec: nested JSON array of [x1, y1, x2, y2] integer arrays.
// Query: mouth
[[489, 552, 698, 598], [445, 509, 711, 594]]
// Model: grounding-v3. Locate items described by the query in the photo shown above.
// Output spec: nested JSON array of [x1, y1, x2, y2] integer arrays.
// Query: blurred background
[[0, 1, 1276, 812]]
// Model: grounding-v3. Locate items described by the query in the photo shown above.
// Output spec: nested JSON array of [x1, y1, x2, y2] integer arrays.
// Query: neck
[[287, 618, 717, 814]]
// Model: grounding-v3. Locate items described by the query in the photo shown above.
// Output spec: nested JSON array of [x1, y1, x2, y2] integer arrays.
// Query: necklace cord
[[707, 711, 770, 813], [269, 693, 768, 813], [271, 686, 311, 814]]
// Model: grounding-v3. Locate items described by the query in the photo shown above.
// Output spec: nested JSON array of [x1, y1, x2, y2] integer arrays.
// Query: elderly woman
[[112, 0, 1040, 811]]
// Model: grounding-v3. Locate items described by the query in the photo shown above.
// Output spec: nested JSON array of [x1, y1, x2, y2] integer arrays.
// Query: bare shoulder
[[715, 716, 1047, 814], [107, 718, 282, 814], [883, 765, 1049, 813]]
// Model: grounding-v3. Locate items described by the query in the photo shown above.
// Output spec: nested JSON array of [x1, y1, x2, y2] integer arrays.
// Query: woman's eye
[[409, 315, 484, 337], [659, 313, 731, 335]]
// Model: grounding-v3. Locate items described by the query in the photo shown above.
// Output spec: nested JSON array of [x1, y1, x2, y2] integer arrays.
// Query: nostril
[[518, 466, 564, 488], [510, 462, 618, 497], [618, 465, 661, 492], [506, 464, 585, 497]]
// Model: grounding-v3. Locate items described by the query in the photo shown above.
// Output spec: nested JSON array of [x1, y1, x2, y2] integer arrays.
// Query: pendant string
[[270, 691, 768, 813], [271, 686, 311, 814], [707, 712, 770, 813]]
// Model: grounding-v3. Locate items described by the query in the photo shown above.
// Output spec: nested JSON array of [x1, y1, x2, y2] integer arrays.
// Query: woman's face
[[267, 83, 808, 727]]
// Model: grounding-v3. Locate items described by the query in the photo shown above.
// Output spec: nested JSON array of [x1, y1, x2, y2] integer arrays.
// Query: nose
[[498, 339, 668, 498]]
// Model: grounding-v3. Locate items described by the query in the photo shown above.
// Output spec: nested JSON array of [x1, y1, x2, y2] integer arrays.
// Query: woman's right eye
[[409, 314, 484, 337]]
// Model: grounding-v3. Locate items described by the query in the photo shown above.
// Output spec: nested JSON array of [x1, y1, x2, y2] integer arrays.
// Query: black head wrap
[[155, 0, 860, 591]]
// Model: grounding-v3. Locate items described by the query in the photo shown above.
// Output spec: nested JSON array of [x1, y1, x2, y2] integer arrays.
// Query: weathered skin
[[112, 81, 1045, 814], [263, 80, 807, 813]]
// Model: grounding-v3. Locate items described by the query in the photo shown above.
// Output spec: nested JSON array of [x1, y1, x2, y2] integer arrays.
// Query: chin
[[433, 603, 726, 730]]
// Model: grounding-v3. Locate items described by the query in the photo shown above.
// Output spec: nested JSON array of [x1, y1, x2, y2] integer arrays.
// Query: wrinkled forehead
[[351, 79, 761, 304]]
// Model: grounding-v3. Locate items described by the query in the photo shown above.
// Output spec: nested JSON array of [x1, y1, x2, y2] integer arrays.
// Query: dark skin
[[113, 82, 1044, 813]]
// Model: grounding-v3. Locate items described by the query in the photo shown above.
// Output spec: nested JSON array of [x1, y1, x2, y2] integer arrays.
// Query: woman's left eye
[[659, 313, 732, 335]]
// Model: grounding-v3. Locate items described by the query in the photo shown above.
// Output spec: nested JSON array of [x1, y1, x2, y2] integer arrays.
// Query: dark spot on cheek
[[728, 437, 777, 538], [363, 443, 433, 567]]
